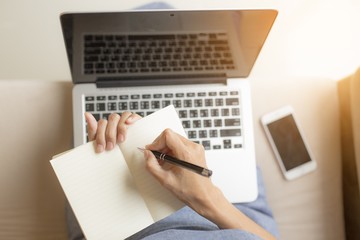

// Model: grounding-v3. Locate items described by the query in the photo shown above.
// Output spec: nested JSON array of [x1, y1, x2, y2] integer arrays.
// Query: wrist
[[192, 184, 229, 223], [194, 184, 242, 230]]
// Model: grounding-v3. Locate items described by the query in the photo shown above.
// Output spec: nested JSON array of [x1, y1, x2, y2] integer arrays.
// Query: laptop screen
[[60, 10, 277, 85]]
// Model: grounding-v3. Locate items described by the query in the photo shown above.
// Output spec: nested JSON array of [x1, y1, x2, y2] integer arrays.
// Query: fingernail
[[106, 142, 114, 150], [126, 116, 134, 123], [96, 144, 104, 153]]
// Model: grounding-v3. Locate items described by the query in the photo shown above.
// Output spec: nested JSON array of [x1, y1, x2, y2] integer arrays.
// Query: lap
[[66, 167, 279, 240], [127, 167, 278, 240]]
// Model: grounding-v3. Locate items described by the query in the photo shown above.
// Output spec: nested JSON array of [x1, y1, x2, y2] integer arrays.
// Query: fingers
[[95, 118, 107, 153], [85, 112, 98, 141], [126, 113, 142, 124], [88, 111, 141, 153], [144, 149, 169, 185], [116, 112, 131, 143], [146, 128, 187, 156], [105, 113, 120, 150], [146, 128, 207, 170]]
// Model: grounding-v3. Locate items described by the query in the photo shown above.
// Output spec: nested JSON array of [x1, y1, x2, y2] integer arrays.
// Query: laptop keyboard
[[83, 33, 235, 75], [84, 88, 243, 150]]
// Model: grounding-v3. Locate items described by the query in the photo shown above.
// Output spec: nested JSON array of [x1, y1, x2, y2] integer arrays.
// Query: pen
[[137, 148, 213, 177]]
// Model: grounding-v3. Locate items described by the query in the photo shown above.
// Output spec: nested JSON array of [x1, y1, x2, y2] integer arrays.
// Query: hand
[[144, 128, 219, 216], [143, 129, 276, 240], [85, 112, 142, 153]]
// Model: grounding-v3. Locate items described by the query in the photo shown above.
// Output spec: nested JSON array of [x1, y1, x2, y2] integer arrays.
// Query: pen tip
[[137, 147, 145, 152]]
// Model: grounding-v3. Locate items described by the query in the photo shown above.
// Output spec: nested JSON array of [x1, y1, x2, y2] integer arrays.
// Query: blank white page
[[50, 142, 153, 240]]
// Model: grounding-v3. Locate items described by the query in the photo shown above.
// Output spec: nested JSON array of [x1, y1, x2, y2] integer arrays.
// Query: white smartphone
[[261, 106, 317, 180]]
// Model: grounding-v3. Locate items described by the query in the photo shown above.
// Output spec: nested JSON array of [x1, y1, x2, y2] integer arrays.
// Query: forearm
[[196, 186, 276, 240]]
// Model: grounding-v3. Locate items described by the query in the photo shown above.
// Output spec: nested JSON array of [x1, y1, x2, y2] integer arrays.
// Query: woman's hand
[[85, 113, 275, 239], [85, 112, 142, 153], [143, 129, 276, 240], [144, 128, 218, 216]]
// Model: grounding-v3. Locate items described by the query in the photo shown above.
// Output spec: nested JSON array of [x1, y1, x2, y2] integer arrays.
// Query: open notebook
[[50, 105, 185, 239]]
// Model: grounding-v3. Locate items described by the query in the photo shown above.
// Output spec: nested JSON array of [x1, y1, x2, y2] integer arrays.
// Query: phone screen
[[267, 115, 311, 171]]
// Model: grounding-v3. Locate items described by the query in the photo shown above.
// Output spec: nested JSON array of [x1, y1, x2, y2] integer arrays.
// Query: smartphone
[[261, 106, 317, 180]]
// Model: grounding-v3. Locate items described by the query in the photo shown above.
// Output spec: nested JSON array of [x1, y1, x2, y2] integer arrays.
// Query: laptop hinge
[[96, 74, 227, 88]]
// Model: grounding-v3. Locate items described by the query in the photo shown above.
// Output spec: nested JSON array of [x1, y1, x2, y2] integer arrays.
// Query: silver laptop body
[[60, 9, 277, 203]]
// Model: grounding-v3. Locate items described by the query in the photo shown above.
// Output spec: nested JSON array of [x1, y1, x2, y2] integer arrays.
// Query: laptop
[[60, 9, 277, 203]]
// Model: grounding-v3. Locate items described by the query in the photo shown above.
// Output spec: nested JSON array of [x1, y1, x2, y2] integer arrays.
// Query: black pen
[[137, 148, 212, 177]]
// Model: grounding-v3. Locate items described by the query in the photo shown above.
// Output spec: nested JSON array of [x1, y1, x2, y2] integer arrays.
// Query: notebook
[[51, 106, 186, 239], [60, 9, 277, 203]]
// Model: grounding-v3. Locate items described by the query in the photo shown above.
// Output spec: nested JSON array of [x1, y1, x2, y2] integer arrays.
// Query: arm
[[144, 129, 276, 240], [85, 113, 275, 239]]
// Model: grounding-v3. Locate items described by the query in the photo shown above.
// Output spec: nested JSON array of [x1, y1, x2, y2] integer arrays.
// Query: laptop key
[[173, 100, 182, 108], [231, 108, 240, 116], [221, 108, 230, 116], [203, 119, 212, 127], [215, 98, 224, 106], [129, 102, 139, 110], [96, 103, 106, 111], [140, 101, 150, 109], [85, 96, 94, 101], [189, 110, 198, 118], [178, 110, 187, 118], [211, 109, 219, 117], [162, 100, 171, 108], [182, 120, 191, 129], [213, 145, 221, 150], [183, 100, 192, 108], [226, 98, 240, 106], [151, 101, 160, 109], [192, 120, 201, 128], [102, 113, 110, 120], [85, 103, 94, 112], [119, 102, 128, 111], [225, 118, 241, 126], [188, 131, 197, 139], [220, 129, 241, 137], [204, 99, 213, 107], [194, 99, 202, 107], [199, 130, 207, 138], [214, 119, 222, 127], [107, 102, 117, 111], [200, 109, 209, 117], [136, 112, 145, 117], [202, 141, 211, 150], [223, 139, 232, 149], [209, 130, 218, 138], [92, 113, 100, 121]]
